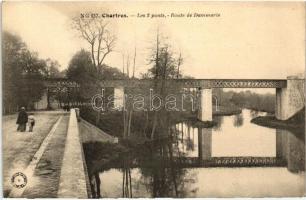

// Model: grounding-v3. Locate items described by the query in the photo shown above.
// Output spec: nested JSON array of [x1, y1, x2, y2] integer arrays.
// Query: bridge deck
[[44, 78, 287, 89]]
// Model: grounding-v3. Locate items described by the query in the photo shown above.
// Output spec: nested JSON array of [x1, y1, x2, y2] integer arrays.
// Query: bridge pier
[[197, 88, 213, 121], [276, 76, 304, 120], [114, 86, 124, 110]]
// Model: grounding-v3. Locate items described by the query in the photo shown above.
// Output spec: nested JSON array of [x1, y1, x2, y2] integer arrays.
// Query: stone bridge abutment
[[275, 77, 305, 120]]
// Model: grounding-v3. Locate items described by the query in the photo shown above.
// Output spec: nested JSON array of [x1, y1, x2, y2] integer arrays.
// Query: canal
[[86, 109, 305, 197]]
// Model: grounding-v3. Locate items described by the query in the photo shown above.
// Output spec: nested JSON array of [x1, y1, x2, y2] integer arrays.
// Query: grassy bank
[[251, 108, 305, 136], [83, 142, 128, 175], [243, 106, 274, 114]]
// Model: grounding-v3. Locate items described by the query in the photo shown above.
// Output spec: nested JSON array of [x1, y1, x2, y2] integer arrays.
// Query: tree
[[145, 30, 185, 139], [66, 49, 98, 101], [67, 49, 127, 81], [229, 90, 275, 113], [176, 52, 183, 79], [99, 64, 127, 80], [67, 49, 96, 81], [3, 31, 26, 113], [45, 58, 62, 78], [71, 16, 116, 75], [3, 31, 46, 112], [132, 46, 137, 78], [66, 49, 127, 124], [42, 58, 63, 109], [145, 31, 183, 80]]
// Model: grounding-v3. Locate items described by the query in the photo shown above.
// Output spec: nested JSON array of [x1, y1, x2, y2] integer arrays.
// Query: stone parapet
[[57, 109, 89, 198]]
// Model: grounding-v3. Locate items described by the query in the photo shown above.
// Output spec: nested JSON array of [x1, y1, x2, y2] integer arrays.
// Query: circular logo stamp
[[11, 172, 27, 189]]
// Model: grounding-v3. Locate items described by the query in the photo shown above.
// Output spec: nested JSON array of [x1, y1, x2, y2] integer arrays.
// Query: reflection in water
[[250, 110, 260, 118], [122, 157, 133, 198], [233, 113, 244, 127], [213, 110, 276, 157], [177, 110, 279, 158], [276, 129, 305, 173], [198, 128, 212, 160], [135, 140, 195, 197], [212, 116, 223, 131], [89, 109, 305, 197], [90, 172, 101, 198]]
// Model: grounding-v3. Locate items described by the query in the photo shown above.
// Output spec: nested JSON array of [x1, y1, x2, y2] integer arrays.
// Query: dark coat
[[16, 110, 28, 124]]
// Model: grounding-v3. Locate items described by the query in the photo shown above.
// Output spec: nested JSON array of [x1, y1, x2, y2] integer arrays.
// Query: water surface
[[88, 109, 305, 197]]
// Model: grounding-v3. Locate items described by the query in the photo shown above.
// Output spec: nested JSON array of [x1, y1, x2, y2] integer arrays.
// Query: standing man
[[16, 107, 28, 132]]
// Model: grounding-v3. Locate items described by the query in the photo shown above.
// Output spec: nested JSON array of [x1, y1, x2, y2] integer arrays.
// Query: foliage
[[3, 31, 59, 113], [66, 49, 127, 102], [147, 46, 180, 79], [144, 32, 183, 79], [66, 49, 127, 81], [66, 49, 97, 82], [44, 58, 63, 78], [229, 90, 275, 113]]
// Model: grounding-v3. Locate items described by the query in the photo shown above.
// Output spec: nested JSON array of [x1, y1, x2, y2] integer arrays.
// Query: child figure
[[28, 114, 35, 132]]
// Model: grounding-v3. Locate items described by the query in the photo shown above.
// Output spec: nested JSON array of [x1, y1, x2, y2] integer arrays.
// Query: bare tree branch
[[133, 46, 136, 78], [71, 16, 116, 73]]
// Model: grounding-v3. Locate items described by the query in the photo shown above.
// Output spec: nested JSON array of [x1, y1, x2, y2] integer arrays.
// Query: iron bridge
[[98, 79, 287, 88], [44, 78, 287, 89]]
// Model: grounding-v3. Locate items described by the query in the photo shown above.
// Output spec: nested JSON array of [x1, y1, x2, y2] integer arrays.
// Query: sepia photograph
[[1, 1, 305, 198]]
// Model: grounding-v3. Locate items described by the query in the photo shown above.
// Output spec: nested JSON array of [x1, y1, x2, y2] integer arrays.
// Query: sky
[[2, 1, 305, 80]]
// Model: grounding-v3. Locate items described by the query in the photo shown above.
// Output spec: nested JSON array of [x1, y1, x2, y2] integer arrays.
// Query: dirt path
[[2, 112, 67, 197]]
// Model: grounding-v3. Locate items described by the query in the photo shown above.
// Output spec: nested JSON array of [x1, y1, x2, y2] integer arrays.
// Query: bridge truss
[[44, 78, 286, 89], [98, 79, 287, 88]]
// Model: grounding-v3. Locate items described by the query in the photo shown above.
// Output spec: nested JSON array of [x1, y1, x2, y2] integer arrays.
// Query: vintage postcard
[[2, 1, 305, 198]]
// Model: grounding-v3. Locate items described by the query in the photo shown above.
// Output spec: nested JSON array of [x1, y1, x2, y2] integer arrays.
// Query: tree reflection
[[233, 114, 244, 127], [90, 172, 101, 198], [137, 140, 196, 197], [122, 157, 133, 198], [186, 138, 194, 152], [131, 118, 197, 197], [213, 116, 223, 131]]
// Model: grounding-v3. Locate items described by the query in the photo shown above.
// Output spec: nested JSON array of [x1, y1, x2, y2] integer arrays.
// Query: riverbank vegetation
[[78, 27, 195, 141], [83, 142, 128, 173], [80, 107, 195, 139], [217, 90, 275, 113], [213, 105, 242, 116], [251, 108, 305, 136]]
